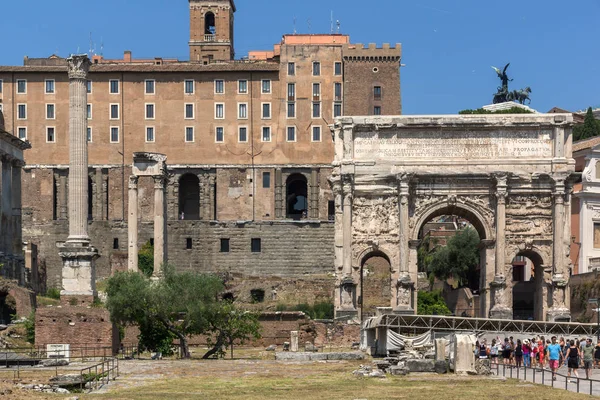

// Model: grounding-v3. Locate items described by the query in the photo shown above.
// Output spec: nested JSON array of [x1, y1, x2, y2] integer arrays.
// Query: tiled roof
[[573, 136, 600, 153], [0, 62, 280, 73]]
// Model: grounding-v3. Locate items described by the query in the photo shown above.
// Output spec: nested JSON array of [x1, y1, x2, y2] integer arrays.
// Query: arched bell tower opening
[[189, 0, 236, 63]]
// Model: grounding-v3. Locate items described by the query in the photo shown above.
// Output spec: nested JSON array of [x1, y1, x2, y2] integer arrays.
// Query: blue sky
[[2, 0, 599, 114]]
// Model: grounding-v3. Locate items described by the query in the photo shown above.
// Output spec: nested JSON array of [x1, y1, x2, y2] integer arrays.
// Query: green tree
[[203, 302, 261, 359], [427, 228, 480, 288], [573, 107, 600, 141], [417, 290, 451, 315], [105, 266, 261, 359], [138, 241, 154, 277]]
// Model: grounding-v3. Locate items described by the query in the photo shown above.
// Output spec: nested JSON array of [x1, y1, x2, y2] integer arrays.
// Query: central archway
[[510, 250, 545, 321]]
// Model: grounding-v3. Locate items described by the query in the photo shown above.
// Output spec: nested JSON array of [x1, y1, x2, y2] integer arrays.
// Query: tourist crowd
[[475, 335, 600, 382]]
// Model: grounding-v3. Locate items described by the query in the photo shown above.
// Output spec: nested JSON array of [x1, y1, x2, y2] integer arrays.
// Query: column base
[[489, 307, 513, 320], [393, 306, 415, 315], [546, 308, 571, 322], [59, 242, 98, 299]]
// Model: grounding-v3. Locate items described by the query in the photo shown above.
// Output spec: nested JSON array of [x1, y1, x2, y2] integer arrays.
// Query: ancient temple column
[[59, 55, 97, 302], [153, 175, 167, 276], [127, 176, 139, 271], [547, 176, 570, 321], [11, 160, 23, 282], [1, 156, 12, 255], [337, 173, 357, 319], [342, 175, 353, 275], [489, 173, 511, 319], [332, 177, 343, 274], [395, 174, 414, 314], [66, 56, 91, 245]]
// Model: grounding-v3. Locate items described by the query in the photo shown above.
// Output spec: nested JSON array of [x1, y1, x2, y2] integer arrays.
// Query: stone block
[[453, 334, 476, 374], [435, 338, 448, 362], [290, 331, 299, 352], [41, 359, 69, 367], [434, 360, 448, 374], [406, 359, 435, 373], [389, 365, 409, 376]]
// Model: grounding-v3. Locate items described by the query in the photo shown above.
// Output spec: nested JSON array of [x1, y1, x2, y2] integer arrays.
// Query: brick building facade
[[0, 0, 401, 300]]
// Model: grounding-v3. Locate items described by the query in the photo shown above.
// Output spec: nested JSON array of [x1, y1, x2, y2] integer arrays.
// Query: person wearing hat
[[583, 338, 594, 379], [523, 339, 532, 368]]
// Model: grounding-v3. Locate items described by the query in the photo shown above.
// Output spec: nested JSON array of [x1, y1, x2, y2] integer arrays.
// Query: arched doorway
[[178, 174, 200, 220], [286, 174, 308, 219], [205, 12, 216, 35], [360, 252, 392, 320], [511, 251, 544, 321], [414, 204, 491, 318]]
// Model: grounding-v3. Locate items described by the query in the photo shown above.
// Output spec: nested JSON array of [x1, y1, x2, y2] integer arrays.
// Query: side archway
[[286, 174, 308, 219], [509, 249, 546, 321], [359, 250, 392, 320]]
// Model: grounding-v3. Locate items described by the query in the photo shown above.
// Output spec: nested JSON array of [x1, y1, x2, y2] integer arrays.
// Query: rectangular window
[[313, 62, 321, 76], [238, 80, 248, 94], [595, 223, 600, 249], [312, 102, 321, 119], [238, 103, 248, 119], [374, 86, 382, 100], [87, 104, 92, 119], [46, 104, 55, 119], [220, 238, 230, 253], [185, 103, 194, 119], [17, 104, 26, 119], [334, 82, 342, 101], [109, 79, 119, 94], [186, 238, 193, 250], [333, 102, 342, 118], [313, 83, 320, 99], [262, 172, 271, 188], [87, 127, 92, 142], [17, 79, 26, 94], [215, 126, 224, 143], [46, 127, 55, 143], [45, 79, 55, 94], [110, 104, 119, 119], [215, 103, 224, 119], [113, 238, 119, 250], [146, 127, 155, 142], [214, 79, 224, 94], [262, 103, 271, 119], [286, 126, 296, 142], [261, 79, 271, 94], [145, 103, 155, 119], [312, 126, 321, 142], [87, 80, 92, 94], [287, 83, 295, 100], [145, 79, 155, 95], [0, 79, 3, 93], [251, 238, 262, 253], [17, 127, 26, 140], [110, 126, 119, 143], [287, 102, 296, 119], [184, 79, 194, 94], [238, 126, 248, 143], [374, 106, 382, 115], [262, 127, 271, 142], [288, 62, 295, 76], [334, 62, 342, 75], [328, 200, 335, 220], [185, 127, 194, 143]]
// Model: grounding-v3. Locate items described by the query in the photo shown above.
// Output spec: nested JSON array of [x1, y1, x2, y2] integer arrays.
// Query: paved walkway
[[492, 363, 600, 396]]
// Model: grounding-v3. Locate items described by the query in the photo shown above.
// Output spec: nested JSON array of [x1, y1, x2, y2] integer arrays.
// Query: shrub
[[45, 288, 61, 300], [23, 312, 35, 344], [417, 290, 451, 316]]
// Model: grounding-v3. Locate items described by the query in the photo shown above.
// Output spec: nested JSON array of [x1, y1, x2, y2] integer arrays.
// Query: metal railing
[[79, 357, 119, 392], [491, 362, 600, 396]]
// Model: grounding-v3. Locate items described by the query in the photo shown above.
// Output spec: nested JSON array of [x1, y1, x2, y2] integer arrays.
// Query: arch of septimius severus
[[330, 114, 577, 322]]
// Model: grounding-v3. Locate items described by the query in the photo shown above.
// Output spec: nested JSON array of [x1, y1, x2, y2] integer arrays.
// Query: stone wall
[[569, 271, 600, 323], [35, 307, 118, 356]]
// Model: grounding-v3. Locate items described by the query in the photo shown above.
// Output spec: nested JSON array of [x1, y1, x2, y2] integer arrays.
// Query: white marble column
[[342, 175, 353, 276], [1, 156, 12, 256], [395, 174, 414, 313], [153, 175, 167, 276], [11, 160, 23, 275], [490, 173, 511, 319], [66, 55, 91, 245], [127, 176, 139, 272]]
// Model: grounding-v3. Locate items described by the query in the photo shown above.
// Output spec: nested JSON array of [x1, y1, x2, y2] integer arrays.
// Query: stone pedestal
[[435, 338, 448, 362], [59, 243, 98, 302], [337, 277, 358, 320], [393, 274, 415, 315], [547, 274, 571, 322], [290, 331, 299, 352], [489, 276, 512, 320]]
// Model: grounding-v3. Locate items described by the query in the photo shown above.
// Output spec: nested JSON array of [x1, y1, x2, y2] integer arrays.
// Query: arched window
[[286, 174, 308, 219], [205, 12, 216, 35], [178, 174, 200, 220]]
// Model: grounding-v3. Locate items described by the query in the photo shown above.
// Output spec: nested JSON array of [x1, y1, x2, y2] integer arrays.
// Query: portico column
[[11, 160, 23, 282], [1, 156, 12, 256], [395, 174, 414, 314], [66, 56, 91, 244], [127, 176, 139, 272], [153, 175, 167, 277], [547, 176, 570, 321], [490, 173, 512, 319]]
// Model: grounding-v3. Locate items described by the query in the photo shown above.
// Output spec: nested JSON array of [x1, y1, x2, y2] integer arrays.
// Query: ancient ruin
[[330, 114, 576, 322]]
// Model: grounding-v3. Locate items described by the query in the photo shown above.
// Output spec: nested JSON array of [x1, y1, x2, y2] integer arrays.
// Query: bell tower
[[189, 0, 236, 63]]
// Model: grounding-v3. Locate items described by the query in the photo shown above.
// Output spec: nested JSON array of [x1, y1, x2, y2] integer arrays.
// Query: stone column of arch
[[336, 173, 358, 319], [489, 173, 512, 319], [395, 174, 414, 313], [547, 175, 571, 321], [127, 175, 139, 272]]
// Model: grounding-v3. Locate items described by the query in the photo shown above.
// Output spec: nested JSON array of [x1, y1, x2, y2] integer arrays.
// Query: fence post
[[590, 379, 593, 396], [577, 377, 580, 393]]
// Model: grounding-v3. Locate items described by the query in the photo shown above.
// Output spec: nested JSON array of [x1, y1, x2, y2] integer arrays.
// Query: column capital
[[341, 173, 353, 194], [153, 175, 167, 189], [67, 54, 91, 80], [128, 175, 139, 189], [10, 158, 24, 168]]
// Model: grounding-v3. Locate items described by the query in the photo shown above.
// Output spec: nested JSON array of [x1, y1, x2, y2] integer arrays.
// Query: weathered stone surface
[[434, 360, 447, 374], [41, 358, 69, 367], [304, 342, 318, 352], [265, 345, 276, 351], [369, 370, 386, 378], [406, 359, 435, 373], [475, 359, 492, 376], [49, 374, 84, 387], [435, 338, 448, 362], [453, 334, 476, 374], [389, 365, 410, 376], [276, 351, 364, 361]]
